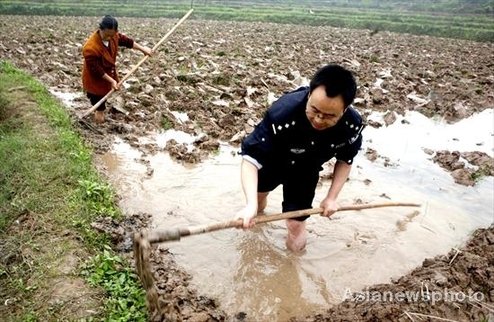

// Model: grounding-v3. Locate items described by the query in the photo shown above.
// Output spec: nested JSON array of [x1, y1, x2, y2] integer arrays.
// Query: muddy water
[[97, 110, 493, 322]]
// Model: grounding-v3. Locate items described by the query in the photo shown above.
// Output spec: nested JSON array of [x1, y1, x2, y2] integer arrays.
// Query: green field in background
[[1, 0, 493, 41]]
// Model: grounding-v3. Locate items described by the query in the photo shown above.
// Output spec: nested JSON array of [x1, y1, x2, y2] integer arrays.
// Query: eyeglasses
[[308, 106, 340, 121]]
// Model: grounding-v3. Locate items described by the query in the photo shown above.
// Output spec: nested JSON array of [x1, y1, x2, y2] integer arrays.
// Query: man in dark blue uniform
[[235, 63, 364, 252]]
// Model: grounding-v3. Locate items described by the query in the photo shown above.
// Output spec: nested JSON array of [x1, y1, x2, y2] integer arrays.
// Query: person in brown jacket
[[82, 15, 152, 123]]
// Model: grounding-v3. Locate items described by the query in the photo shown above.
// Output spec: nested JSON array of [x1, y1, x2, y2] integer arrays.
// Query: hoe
[[133, 202, 421, 321]]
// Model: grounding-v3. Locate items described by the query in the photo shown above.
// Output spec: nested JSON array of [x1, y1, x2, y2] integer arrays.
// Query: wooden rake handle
[[142, 202, 421, 244], [80, 9, 194, 118]]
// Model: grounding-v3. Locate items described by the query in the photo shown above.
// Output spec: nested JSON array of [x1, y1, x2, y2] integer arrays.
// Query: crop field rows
[[1, 0, 493, 41]]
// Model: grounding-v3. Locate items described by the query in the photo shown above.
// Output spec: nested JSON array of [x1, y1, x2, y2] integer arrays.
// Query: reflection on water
[[98, 110, 493, 321], [49, 88, 82, 107]]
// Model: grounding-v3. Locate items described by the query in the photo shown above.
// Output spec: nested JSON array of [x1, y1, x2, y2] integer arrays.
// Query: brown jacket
[[82, 30, 133, 96]]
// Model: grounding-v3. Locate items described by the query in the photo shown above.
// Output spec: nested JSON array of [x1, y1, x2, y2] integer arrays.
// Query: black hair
[[309, 63, 357, 108], [99, 15, 118, 31]]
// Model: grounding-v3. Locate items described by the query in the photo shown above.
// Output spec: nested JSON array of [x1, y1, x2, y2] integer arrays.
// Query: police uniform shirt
[[241, 87, 364, 174]]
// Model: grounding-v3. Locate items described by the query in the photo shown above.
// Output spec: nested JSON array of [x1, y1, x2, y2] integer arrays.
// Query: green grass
[[0, 61, 147, 321], [81, 246, 147, 322], [161, 115, 174, 130]]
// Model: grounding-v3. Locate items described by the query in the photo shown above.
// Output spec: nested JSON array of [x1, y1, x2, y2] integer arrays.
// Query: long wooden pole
[[79, 9, 194, 119], [144, 202, 421, 244]]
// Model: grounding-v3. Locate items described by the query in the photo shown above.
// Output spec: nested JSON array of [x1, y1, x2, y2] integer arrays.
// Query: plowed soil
[[1, 15, 493, 321]]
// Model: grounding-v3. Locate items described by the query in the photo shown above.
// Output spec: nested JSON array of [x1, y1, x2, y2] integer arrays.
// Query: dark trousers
[[86, 92, 106, 111], [258, 166, 319, 221]]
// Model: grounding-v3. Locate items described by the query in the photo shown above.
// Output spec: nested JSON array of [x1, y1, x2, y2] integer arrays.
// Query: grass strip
[[0, 61, 147, 321]]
